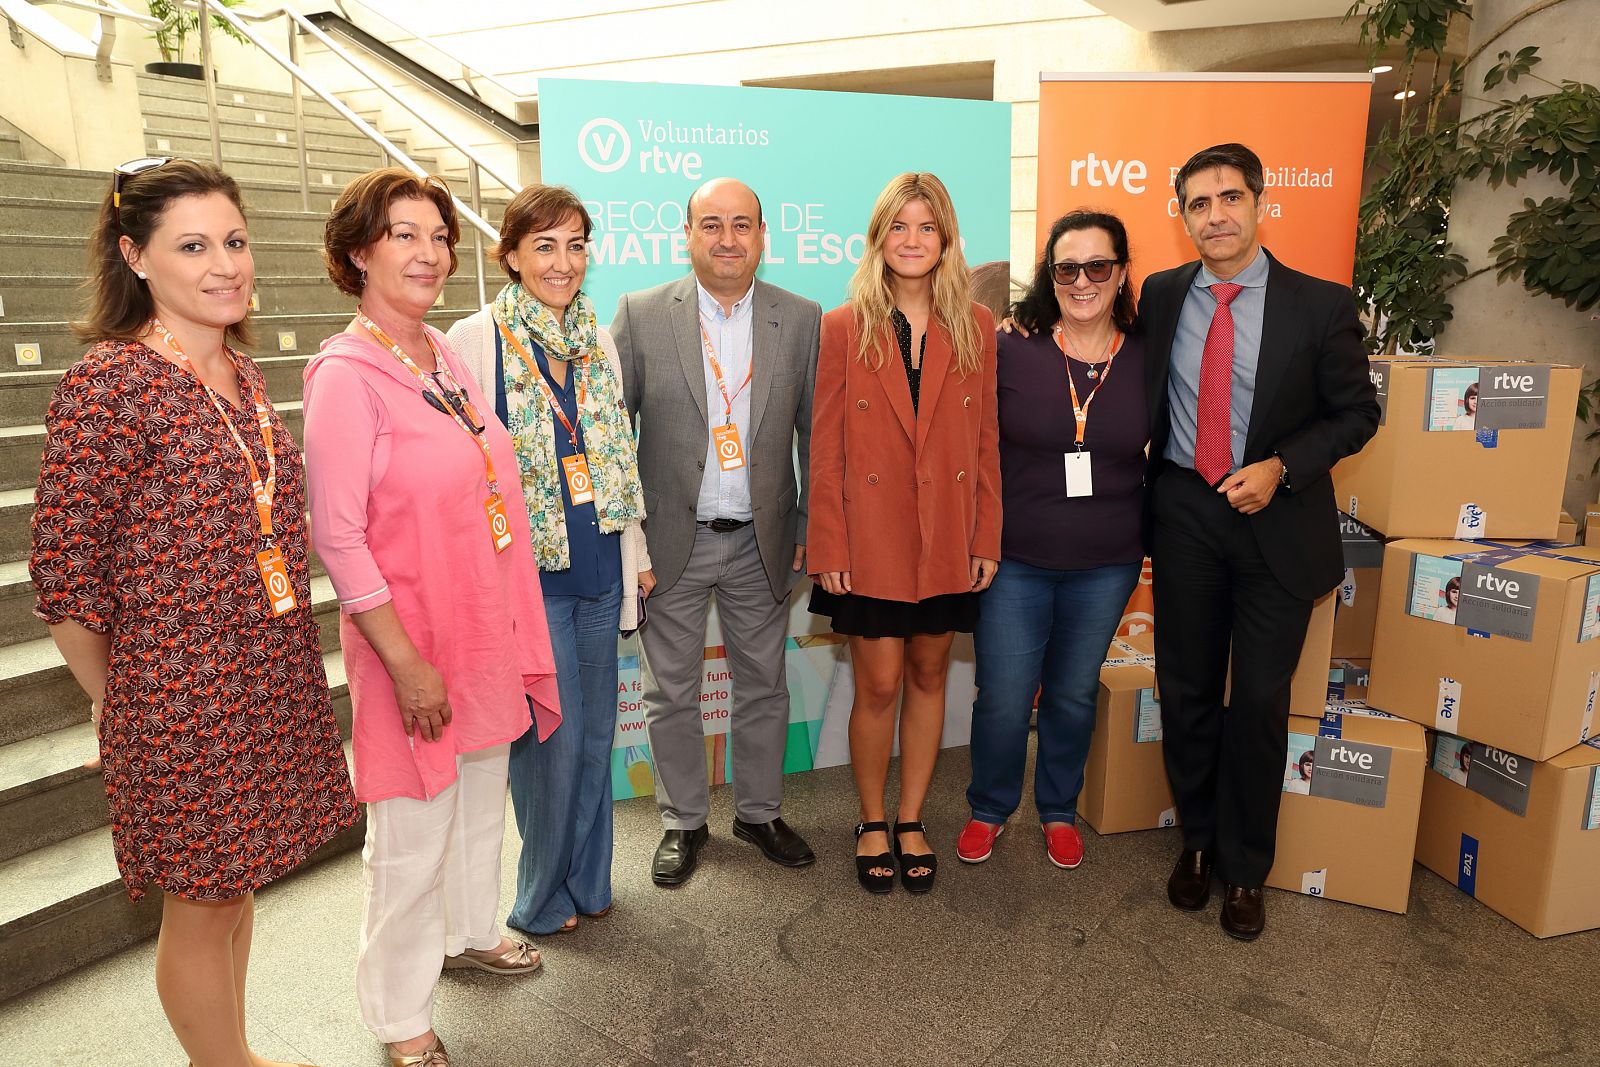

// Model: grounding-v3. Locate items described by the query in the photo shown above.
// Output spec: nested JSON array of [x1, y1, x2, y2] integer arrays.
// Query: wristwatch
[[1274, 451, 1291, 491]]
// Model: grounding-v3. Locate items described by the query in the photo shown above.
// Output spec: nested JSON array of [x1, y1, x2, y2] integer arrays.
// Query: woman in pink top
[[302, 169, 559, 1067]]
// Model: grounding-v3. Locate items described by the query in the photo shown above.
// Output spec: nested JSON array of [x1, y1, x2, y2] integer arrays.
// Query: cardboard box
[[1367, 539, 1600, 760], [1081, 634, 1177, 834], [1332, 358, 1579, 539], [1558, 510, 1578, 544], [1584, 504, 1600, 545], [1087, 596, 1335, 835], [1328, 658, 1371, 706], [1266, 708, 1427, 913], [1334, 513, 1385, 658], [1414, 733, 1600, 937]]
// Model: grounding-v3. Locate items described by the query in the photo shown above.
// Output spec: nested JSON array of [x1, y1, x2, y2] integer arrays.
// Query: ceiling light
[[1394, 90, 1417, 99], [1371, 64, 1394, 74]]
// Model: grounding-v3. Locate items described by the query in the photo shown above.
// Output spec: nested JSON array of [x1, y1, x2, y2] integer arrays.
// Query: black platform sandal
[[893, 820, 937, 894], [855, 821, 895, 894]]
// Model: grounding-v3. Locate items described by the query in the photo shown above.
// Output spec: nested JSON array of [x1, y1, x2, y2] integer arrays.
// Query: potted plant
[[144, 0, 250, 80]]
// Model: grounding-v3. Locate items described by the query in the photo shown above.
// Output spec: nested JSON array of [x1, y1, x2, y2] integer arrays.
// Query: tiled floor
[[4, 747, 1596, 1066]]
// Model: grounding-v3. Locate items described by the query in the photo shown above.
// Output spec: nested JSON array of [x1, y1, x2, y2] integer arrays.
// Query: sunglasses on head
[[113, 156, 173, 229], [1050, 259, 1121, 284]]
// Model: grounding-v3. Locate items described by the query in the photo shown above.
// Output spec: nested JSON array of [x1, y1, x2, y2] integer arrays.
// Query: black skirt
[[807, 585, 980, 638]]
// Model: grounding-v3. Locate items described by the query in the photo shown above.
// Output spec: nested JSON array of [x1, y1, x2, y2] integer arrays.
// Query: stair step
[[0, 163, 508, 216], [143, 128, 386, 170], [137, 73, 346, 122], [0, 235, 346, 279], [0, 307, 477, 377], [0, 271, 487, 320], [140, 102, 369, 141], [0, 195, 333, 243], [0, 744, 363, 1004]]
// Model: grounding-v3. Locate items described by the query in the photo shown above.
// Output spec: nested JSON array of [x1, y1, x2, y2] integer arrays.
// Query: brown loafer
[[443, 938, 541, 974], [1166, 848, 1213, 911], [1220, 884, 1265, 941]]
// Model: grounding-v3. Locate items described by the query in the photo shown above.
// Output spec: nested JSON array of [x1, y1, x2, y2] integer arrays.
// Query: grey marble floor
[[3, 746, 1595, 1067]]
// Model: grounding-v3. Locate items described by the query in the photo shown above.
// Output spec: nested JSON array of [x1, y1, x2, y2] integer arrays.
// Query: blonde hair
[[847, 172, 983, 377]]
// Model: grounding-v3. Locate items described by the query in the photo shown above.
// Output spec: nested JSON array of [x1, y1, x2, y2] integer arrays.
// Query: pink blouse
[[303, 325, 560, 803]]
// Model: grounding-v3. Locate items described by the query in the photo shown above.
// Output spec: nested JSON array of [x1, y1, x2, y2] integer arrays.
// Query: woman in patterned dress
[[447, 183, 651, 936], [304, 169, 560, 1067], [31, 158, 357, 1066]]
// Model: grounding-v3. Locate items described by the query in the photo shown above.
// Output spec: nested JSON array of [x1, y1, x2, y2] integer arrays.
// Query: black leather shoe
[[1220, 884, 1265, 941], [651, 826, 708, 886], [732, 816, 815, 867], [1167, 848, 1213, 911]]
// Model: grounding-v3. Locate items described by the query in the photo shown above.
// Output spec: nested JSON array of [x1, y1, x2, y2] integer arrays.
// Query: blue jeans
[[967, 558, 1141, 824], [507, 581, 622, 934]]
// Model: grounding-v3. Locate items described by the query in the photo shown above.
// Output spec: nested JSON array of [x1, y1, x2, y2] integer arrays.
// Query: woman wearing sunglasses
[[446, 184, 649, 937], [303, 168, 560, 1067], [31, 157, 358, 1066], [958, 210, 1147, 872]]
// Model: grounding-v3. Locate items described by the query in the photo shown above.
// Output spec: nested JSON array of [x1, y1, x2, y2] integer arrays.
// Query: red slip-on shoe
[[1043, 823, 1085, 870], [956, 819, 1005, 863]]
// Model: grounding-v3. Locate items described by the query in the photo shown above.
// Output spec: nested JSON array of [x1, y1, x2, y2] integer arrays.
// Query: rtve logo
[[1067, 152, 1148, 194], [578, 117, 631, 173]]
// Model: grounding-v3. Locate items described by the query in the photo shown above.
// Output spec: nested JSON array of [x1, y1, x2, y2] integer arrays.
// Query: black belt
[[698, 518, 752, 532]]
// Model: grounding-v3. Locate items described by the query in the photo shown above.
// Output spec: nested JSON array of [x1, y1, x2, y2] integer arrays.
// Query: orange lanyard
[[699, 320, 752, 420], [148, 318, 277, 542], [494, 312, 588, 449], [356, 311, 501, 493], [1053, 325, 1122, 450]]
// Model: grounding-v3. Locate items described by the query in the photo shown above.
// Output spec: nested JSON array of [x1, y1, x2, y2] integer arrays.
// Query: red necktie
[[1194, 282, 1244, 485]]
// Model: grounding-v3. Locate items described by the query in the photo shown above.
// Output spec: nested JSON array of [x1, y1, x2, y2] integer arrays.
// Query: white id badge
[[1064, 451, 1094, 498]]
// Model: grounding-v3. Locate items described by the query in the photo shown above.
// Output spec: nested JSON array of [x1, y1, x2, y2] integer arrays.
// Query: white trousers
[[357, 745, 510, 1044]]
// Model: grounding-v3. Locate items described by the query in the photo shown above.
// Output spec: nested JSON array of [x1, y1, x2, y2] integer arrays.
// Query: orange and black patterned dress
[[31, 340, 357, 901]]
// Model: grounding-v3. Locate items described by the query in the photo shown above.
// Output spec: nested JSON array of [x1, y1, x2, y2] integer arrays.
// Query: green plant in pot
[[145, 0, 250, 79]]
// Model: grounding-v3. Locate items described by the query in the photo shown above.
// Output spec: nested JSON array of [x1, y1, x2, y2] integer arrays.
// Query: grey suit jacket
[[612, 274, 821, 600]]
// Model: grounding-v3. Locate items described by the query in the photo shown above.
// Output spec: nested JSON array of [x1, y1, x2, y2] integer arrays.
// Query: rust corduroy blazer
[[807, 301, 1000, 603]]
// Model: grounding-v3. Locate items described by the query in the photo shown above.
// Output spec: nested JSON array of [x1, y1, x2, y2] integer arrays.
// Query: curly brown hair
[[323, 168, 459, 297]]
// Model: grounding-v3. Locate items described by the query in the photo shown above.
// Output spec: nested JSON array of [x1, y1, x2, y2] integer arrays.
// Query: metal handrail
[[189, 0, 506, 306], [28, 0, 158, 81], [336, 0, 524, 110]]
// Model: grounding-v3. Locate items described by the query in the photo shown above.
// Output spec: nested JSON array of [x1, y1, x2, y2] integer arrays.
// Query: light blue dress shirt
[[1164, 246, 1270, 473], [694, 279, 755, 522]]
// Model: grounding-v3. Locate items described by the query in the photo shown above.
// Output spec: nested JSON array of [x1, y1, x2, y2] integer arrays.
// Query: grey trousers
[[639, 524, 791, 829]]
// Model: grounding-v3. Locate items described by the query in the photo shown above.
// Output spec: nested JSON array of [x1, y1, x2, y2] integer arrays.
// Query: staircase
[[0, 72, 502, 1003]]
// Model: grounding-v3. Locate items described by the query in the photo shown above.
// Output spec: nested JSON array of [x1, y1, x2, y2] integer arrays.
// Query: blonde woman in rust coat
[[807, 172, 1000, 894]]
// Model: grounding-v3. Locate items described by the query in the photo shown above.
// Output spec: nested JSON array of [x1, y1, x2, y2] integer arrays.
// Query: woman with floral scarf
[[448, 184, 650, 935]]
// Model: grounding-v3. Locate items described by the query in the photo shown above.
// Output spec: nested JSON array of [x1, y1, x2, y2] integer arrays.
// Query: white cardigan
[[445, 306, 652, 631]]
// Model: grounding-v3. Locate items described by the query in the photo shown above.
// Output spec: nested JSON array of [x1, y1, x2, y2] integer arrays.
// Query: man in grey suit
[[612, 177, 822, 886]]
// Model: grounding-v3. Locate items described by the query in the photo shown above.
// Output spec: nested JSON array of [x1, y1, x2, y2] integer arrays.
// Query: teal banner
[[539, 78, 1013, 319]]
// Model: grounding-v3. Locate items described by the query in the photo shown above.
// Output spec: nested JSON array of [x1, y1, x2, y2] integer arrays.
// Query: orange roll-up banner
[[1036, 73, 1373, 286], [1037, 74, 1372, 637]]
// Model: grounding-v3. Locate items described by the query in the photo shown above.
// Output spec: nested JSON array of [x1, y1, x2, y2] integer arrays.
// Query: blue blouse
[[494, 333, 623, 597]]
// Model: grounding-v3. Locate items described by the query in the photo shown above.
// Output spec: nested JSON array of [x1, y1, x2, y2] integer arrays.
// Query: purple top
[[996, 328, 1148, 571]]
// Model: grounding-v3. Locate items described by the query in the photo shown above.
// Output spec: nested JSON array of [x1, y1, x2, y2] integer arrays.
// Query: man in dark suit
[[1142, 143, 1379, 940], [611, 178, 822, 887]]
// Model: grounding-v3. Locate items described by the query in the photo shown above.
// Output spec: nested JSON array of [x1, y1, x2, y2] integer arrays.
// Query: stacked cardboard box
[[1414, 733, 1600, 937], [1343, 357, 1600, 933], [1332, 358, 1580, 541], [1081, 595, 1336, 833], [1265, 705, 1427, 913]]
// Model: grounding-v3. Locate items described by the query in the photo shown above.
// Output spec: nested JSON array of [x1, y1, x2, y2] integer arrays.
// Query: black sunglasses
[[1051, 259, 1122, 284], [425, 378, 485, 434], [113, 156, 173, 229]]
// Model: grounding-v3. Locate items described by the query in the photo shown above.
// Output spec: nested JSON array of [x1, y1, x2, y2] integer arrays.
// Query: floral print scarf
[[493, 281, 644, 571]]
